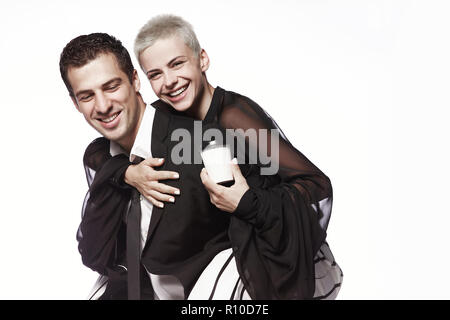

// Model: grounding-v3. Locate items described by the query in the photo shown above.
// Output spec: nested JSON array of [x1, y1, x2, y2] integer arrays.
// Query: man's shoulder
[[85, 136, 109, 151], [83, 137, 110, 170]]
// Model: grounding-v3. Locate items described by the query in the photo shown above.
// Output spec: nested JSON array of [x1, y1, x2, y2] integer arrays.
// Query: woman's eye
[[149, 73, 160, 80]]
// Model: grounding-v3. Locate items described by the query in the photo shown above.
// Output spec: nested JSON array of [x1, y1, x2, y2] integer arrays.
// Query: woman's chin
[[169, 101, 192, 113]]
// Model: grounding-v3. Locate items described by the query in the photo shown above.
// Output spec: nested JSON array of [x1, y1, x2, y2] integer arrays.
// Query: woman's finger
[[152, 182, 180, 195], [148, 190, 176, 204], [142, 194, 164, 209]]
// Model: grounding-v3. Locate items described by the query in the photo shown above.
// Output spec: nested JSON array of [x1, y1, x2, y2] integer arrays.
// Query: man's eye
[[79, 95, 93, 102], [106, 85, 118, 91], [148, 73, 161, 80]]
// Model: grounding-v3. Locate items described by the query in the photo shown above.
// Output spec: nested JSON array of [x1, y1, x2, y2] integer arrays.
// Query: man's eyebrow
[[74, 78, 122, 98], [102, 77, 122, 88], [146, 56, 186, 75]]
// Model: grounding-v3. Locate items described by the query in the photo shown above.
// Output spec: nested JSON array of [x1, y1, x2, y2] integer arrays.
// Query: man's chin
[[98, 129, 124, 143]]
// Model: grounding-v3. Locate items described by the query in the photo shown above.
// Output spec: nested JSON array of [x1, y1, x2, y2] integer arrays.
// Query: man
[[60, 33, 186, 299]]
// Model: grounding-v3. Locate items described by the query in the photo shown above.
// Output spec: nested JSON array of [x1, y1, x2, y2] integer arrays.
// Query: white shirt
[[109, 106, 154, 251], [109, 105, 185, 299]]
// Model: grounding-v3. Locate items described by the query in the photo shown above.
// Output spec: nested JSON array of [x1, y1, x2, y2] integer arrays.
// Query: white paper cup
[[201, 141, 234, 184]]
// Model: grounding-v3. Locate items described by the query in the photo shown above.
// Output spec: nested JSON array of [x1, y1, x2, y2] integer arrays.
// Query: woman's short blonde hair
[[134, 14, 201, 64]]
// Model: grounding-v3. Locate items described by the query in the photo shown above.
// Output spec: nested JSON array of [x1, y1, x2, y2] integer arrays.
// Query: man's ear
[[132, 69, 141, 92], [199, 49, 210, 72], [71, 95, 81, 112]]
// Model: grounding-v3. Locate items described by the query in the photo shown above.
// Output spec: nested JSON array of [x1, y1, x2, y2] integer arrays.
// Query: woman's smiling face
[[139, 35, 210, 114]]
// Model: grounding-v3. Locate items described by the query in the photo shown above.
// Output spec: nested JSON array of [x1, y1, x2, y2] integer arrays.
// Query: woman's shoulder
[[221, 87, 256, 107], [219, 88, 271, 128], [150, 99, 172, 114]]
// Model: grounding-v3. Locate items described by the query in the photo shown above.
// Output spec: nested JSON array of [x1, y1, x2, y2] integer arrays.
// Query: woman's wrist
[[234, 188, 258, 219], [124, 164, 136, 187]]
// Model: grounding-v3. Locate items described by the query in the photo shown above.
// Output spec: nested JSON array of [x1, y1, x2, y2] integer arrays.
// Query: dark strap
[[230, 276, 240, 300], [127, 189, 142, 300], [208, 252, 234, 300]]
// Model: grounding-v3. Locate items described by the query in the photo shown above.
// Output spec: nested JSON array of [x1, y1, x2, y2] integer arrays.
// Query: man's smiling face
[[68, 53, 143, 146]]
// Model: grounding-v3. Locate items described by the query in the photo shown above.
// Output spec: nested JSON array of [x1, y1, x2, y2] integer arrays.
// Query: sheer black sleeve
[[77, 138, 131, 275], [219, 92, 333, 299]]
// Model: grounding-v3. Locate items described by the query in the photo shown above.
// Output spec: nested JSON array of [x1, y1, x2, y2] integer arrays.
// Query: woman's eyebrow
[[146, 56, 186, 75]]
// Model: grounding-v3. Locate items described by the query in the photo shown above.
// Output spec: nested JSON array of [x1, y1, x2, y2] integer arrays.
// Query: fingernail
[[173, 173, 179, 179], [169, 197, 175, 203], [159, 203, 164, 208], [231, 158, 238, 164], [174, 190, 180, 195], [159, 158, 164, 162]]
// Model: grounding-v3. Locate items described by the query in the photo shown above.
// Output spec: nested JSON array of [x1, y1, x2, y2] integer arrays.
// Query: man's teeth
[[169, 86, 187, 97], [101, 113, 119, 123]]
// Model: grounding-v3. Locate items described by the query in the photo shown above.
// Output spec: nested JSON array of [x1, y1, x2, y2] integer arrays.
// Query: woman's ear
[[199, 49, 210, 72]]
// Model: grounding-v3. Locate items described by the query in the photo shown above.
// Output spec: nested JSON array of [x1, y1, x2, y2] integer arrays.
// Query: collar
[[150, 86, 224, 124], [109, 105, 156, 163]]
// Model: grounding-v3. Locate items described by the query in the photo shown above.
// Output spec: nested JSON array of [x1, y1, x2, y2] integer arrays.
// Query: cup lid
[[203, 139, 218, 151]]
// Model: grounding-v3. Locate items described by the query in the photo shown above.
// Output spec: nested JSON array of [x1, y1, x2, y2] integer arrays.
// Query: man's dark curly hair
[[59, 33, 134, 97]]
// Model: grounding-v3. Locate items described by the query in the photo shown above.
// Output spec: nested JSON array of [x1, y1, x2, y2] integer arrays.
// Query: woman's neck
[[186, 82, 215, 120]]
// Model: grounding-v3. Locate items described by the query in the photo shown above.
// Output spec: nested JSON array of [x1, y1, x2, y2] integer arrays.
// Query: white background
[[0, 0, 449, 299]]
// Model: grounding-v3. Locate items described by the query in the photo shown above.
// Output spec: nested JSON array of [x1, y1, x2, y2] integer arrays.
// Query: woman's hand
[[124, 158, 180, 208], [200, 159, 250, 213]]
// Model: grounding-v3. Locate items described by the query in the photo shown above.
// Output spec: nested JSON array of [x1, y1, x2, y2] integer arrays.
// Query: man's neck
[[117, 94, 146, 154]]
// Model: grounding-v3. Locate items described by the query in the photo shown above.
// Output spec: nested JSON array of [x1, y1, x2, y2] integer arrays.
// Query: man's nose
[[95, 92, 112, 114]]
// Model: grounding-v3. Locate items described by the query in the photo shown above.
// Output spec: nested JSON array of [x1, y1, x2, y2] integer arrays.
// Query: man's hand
[[200, 159, 250, 213], [124, 158, 180, 208]]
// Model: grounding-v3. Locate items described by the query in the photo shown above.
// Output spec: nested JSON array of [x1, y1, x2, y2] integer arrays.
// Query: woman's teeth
[[169, 86, 187, 97]]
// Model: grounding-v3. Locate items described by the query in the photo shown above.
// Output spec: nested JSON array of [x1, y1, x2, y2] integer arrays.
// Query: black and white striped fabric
[[88, 242, 342, 300], [312, 242, 343, 300]]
